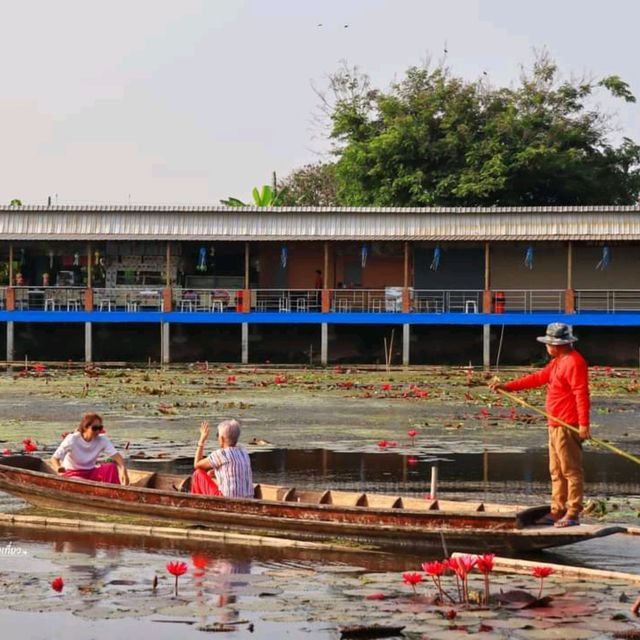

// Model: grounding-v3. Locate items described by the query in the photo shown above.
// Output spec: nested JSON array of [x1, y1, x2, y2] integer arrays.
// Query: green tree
[[277, 162, 339, 206], [9, 198, 22, 207], [325, 55, 640, 206]]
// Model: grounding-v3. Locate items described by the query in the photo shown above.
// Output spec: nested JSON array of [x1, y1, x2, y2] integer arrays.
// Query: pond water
[[1, 526, 640, 639]]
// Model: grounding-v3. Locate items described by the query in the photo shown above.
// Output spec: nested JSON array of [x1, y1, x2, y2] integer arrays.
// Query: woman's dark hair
[[77, 413, 103, 433]]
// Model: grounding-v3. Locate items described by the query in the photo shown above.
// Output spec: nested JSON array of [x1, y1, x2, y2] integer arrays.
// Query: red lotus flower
[[274, 375, 285, 385], [167, 560, 188, 596], [226, 375, 236, 383], [381, 383, 391, 391], [22, 438, 38, 454], [51, 576, 64, 592], [448, 555, 476, 604], [2, 448, 11, 456], [448, 555, 476, 579], [476, 553, 495, 605], [475, 553, 495, 575], [478, 407, 490, 418], [34, 362, 46, 374], [414, 389, 429, 398], [402, 572, 423, 595], [422, 561, 446, 577], [422, 560, 447, 601], [407, 457, 418, 465], [532, 565, 554, 599], [532, 566, 554, 579], [387, 441, 397, 447], [378, 440, 389, 448], [407, 429, 417, 439], [365, 592, 385, 600]]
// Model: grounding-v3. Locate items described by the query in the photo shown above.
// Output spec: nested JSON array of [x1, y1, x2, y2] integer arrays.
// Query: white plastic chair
[[465, 300, 478, 314]]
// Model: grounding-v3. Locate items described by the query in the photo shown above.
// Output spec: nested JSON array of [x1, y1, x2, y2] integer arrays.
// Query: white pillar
[[483, 324, 491, 369], [402, 324, 410, 367], [321, 323, 328, 365], [241, 323, 249, 364], [84, 322, 92, 363], [6, 321, 14, 364], [161, 322, 170, 364]]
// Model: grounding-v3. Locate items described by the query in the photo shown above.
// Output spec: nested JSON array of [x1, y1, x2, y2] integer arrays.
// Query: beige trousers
[[548, 426, 583, 518]]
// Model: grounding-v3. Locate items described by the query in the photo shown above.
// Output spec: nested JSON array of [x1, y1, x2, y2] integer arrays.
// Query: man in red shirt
[[490, 323, 590, 528]]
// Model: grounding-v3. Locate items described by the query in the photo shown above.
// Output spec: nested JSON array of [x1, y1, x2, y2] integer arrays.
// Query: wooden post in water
[[430, 465, 438, 499], [483, 241, 491, 368]]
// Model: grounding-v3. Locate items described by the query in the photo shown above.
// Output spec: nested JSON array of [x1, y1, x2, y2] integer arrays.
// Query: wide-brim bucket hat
[[536, 323, 578, 345]]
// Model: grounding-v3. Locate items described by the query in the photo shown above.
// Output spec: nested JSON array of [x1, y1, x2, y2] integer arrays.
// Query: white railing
[[413, 290, 483, 314], [493, 289, 564, 313], [173, 287, 244, 312], [576, 290, 640, 313], [13, 286, 86, 311], [93, 287, 163, 311], [254, 289, 321, 312]]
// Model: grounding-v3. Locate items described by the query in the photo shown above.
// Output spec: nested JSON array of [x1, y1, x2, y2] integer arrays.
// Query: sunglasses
[[90, 424, 104, 432]]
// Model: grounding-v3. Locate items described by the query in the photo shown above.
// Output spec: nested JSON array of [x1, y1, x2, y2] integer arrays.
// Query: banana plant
[[220, 184, 286, 207]]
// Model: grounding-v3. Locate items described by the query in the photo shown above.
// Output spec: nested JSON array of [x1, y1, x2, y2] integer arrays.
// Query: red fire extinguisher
[[494, 290, 505, 314]]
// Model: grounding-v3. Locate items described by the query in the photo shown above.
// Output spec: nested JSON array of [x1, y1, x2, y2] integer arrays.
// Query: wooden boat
[[0, 455, 625, 553]]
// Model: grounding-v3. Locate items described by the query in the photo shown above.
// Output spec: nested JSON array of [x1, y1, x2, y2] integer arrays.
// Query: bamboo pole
[[498, 388, 640, 466]]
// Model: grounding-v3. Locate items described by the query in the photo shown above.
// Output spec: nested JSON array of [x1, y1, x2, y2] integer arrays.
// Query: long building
[[0, 204, 639, 365]]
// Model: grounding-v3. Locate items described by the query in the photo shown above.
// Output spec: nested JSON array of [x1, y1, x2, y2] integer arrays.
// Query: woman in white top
[[51, 413, 129, 485], [192, 419, 253, 498]]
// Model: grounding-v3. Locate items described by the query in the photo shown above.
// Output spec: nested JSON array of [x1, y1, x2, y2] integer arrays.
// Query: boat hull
[[0, 457, 625, 553]]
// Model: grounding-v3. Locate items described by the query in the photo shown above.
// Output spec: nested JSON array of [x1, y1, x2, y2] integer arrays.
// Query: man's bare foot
[[630, 595, 640, 616]]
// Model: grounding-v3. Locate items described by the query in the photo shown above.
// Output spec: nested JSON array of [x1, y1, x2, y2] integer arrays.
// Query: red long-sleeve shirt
[[504, 350, 590, 427]]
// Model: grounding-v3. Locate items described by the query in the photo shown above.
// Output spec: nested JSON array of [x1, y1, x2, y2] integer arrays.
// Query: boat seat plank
[[253, 485, 295, 502], [437, 500, 485, 513], [289, 489, 331, 504], [128, 470, 156, 488], [357, 495, 404, 509], [402, 497, 435, 511]]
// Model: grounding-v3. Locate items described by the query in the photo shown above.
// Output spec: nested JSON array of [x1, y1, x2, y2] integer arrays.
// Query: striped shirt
[[207, 446, 253, 498]]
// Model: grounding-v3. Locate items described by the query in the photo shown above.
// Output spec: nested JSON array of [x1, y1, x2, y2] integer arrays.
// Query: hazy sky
[[1, 0, 638, 206]]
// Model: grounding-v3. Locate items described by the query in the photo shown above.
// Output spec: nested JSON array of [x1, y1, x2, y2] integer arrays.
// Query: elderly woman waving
[[192, 419, 253, 498], [50, 413, 129, 485]]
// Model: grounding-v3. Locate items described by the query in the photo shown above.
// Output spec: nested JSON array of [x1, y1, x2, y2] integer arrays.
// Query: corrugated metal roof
[[0, 206, 639, 241]]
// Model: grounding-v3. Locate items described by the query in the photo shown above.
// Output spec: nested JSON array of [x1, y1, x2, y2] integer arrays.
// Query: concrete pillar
[[161, 322, 170, 364], [321, 323, 328, 365], [402, 323, 410, 367], [84, 322, 92, 363], [241, 322, 249, 364], [483, 324, 491, 369], [6, 321, 14, 364]]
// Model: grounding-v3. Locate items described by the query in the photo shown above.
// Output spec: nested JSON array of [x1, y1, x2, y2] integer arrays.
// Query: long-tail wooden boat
[[0, 455, 625, 553]]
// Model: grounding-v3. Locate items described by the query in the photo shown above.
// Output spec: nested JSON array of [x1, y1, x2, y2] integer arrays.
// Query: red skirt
[[191, 468, 222, 496], [63, 462, 120, 484]]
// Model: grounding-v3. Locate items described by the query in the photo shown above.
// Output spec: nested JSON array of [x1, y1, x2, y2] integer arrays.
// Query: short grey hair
[[217, 419, 241, 445]]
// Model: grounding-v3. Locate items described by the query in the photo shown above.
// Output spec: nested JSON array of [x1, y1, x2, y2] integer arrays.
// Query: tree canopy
[[322, 55, 640, 206], [277, 162, 339, 206]]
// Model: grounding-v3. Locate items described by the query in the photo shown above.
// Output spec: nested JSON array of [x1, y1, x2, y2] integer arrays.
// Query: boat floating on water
[[0, 455, 625, 553]]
